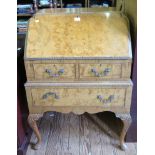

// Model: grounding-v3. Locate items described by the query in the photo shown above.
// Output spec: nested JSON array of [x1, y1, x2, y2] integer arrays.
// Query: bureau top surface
[[25, 8, 132, 60]]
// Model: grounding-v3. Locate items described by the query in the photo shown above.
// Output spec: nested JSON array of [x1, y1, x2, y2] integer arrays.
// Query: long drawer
[[25, 60, 131, 82], [25, 81, 132, 114]]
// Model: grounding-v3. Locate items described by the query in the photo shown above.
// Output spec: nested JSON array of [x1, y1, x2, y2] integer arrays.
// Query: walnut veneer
[[24, 8, 133, 151]]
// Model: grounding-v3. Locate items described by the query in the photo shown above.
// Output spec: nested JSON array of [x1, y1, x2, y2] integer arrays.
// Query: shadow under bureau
[[24, 8, 133, 151]]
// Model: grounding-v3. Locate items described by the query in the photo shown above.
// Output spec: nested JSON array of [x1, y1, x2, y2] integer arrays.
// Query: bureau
[[24, 8, 133, 151]]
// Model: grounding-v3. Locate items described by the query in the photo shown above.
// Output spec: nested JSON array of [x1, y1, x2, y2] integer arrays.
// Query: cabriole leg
[[27, 114, 43, 150], [116, 113, 132, 151]]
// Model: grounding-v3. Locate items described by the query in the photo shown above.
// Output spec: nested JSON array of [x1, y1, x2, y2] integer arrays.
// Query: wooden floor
[[26, 112, 137, 155]]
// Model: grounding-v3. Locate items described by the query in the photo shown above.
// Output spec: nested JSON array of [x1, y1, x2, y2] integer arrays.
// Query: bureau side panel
[[125, 84, 133, 111], [25, 86, 33, 112], [121, 61, 132, 78], [24, 61, 34, 81]]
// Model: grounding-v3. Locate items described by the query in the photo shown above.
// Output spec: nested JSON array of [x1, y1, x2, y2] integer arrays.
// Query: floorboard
[[26, 113, 137, 155]]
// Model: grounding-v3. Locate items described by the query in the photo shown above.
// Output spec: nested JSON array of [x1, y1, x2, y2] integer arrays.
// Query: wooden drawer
[[31, 63, 76, 81], [25, 60, 131, 81], [79, 63, 122, 80], [31, 88, 125, 107], [25, 81, 132, 113]]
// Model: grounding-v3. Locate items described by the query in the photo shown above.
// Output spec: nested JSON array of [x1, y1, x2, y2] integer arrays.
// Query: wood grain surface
[[25, 9, 131, 59], [26, 112, 137, 155], [33, 63, 76, 80], [31, 87, 126, 107], [79, 63, 122, 79], [25, 81, 132, 114]]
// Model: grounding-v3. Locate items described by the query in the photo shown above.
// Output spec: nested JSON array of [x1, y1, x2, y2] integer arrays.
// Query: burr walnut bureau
[[24, 8, 133, 150]]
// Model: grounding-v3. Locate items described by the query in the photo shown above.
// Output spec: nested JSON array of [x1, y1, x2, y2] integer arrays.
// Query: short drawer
[[79, 63, 122, 80], [25, 81, 132, 109], [33, 63, 76, 81]]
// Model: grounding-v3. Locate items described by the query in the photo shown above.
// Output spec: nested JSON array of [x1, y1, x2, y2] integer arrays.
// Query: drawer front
[[33, 64, 76, 80], [29, 87, 127, 107], [25, 60, 131, 81], [79, 63, 122, 79]]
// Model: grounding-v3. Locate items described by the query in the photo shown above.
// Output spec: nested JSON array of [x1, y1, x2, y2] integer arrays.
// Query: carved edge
[[28, 114, 43, 126], [115, 113, 132, 122], [115, 113, 132, 133], [28, 114, 43, 120]]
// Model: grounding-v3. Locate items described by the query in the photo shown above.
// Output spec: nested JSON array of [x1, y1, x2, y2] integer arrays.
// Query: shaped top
[[25, 8, 132, 60]]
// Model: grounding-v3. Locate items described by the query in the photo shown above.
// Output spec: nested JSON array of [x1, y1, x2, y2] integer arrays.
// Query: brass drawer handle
[[91, 68, 111, 77], [97, 95, 114, 104], [45, 68, 64, 77], [42, 92, 60, 100]]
